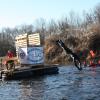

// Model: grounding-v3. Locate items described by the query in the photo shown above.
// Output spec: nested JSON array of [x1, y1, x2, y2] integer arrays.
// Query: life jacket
[[7, 51, 14, 58], [90, 50, 95, 58]]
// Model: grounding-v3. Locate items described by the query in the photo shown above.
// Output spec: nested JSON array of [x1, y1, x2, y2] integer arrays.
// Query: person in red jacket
[[7, 50, 14, 58], [89, 50, 96, 67], [90, 50, 95, 58], [6, 50, 14, 70]]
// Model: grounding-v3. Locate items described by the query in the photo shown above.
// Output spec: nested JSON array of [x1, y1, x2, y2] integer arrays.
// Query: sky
[[0, 0, 100, 28]]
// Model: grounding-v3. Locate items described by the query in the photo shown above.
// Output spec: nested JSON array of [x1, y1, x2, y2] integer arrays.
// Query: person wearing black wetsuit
[[56, 40, 82, 70]]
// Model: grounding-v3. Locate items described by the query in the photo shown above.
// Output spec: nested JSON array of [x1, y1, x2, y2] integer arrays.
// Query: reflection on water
[[18, 78, 45, 100], [0, 66, 100, 100], [19, 80, 33, 100]]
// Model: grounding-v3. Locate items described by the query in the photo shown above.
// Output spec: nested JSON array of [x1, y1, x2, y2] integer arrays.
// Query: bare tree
[[47, 19, 58, 36], [94, 3, 100, 23], [58, 17, 70, 34]]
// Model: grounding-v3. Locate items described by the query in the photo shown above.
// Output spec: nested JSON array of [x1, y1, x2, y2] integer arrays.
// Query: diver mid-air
[[56, 40, 82, 70]]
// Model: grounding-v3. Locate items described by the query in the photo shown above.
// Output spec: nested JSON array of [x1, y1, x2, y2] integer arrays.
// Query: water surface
[[0, 66, 100, 100]]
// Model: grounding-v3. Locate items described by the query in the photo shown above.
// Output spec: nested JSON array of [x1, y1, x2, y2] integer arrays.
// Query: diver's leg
[[74, 59, 82, 70]]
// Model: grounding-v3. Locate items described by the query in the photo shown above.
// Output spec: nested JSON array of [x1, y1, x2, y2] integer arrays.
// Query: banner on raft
[[18, 47, 44, 65]]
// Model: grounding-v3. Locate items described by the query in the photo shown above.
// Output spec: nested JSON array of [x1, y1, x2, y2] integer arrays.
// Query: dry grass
[[44, 28, 100, 64]]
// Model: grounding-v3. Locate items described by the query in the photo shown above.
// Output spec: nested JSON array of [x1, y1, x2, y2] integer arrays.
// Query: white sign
[[18, 47, 44, 65], [18, 48, 28, 64]]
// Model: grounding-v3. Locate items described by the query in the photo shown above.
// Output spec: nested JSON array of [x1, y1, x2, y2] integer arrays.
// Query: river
[[0, 65, 100, 100]]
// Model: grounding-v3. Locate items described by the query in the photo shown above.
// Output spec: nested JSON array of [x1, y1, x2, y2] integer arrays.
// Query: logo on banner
[[18, 49, 26, 59], [28, 47, 44, 63], [20, 52, 26, 59]]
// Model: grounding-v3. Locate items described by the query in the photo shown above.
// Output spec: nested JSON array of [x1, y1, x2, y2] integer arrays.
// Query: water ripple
[[0, 66, 100, 100]]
